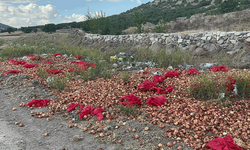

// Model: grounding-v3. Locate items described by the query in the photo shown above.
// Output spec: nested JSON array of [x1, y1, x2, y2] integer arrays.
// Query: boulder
[[204, 44, 220, 53], [192, 47, 207, 56]]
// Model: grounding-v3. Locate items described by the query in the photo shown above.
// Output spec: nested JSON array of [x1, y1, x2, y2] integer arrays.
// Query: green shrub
[[48, 76, 68, 92], [234, 70, 250, 99], [119, 71, 130, 82], [0, 46, 35, 60], [118, 104, 141, 116], [38, 67, 48, 78], [188, 72, 227, 100]]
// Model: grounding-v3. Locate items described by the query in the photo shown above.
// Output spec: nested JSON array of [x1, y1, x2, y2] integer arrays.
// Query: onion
[[167, 142, 173, 147]]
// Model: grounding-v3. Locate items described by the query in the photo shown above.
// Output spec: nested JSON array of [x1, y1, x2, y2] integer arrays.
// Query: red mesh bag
[[25, 54, 35, 57], [150, 87, 167, 94], [146, 95, 167, 106], [165, 86, 174, 93], [165, 71, 180, 78], [91, 108, 104, 121], [23, 63, 37, 68], [187, 68, 200, 75], [66, 103, 85, 113], [3, 70, 21, 76], [44, 61, 52, 64], [26, 99, 50, 107], [53, 53, 62, 57], [75, 55, 82, 60], [137, 79, 157, 92], [46, 69, 62, 74], [119, 94, 142, 107], [79, 105, 95, 120], [153, 74, 165, 83], [206, 135, 242, 150]]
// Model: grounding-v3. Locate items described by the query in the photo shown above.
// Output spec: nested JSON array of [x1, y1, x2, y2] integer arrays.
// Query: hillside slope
[[0, 23, 13, 31]]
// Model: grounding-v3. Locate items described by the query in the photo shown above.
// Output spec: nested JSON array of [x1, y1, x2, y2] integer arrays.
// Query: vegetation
[[132, 11, 146, 33], [42, 24, 56, 34], [155, 19, 167, 33], [47, 76, 68, 92], [7, 28, 13, 34]]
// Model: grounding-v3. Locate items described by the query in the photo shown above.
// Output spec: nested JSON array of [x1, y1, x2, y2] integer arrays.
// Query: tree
[[132, 11, 146, 33], [33, 28, 38, 33], [7, 28, 13, 34], [155, 19, 167, 33], [42, 24, 56, 34], [219, 0, 239, 14], [21, 27, 32, 33]]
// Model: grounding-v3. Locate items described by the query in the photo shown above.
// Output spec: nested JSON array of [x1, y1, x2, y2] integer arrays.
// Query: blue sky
[[0, 0, 152, 28]]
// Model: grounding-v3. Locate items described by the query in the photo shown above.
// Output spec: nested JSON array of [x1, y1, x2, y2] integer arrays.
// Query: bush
[[234, 70, 250, 99], [119, 71, 130, 82], [48, 76, 68, 92], [188, 72, 228, 100]]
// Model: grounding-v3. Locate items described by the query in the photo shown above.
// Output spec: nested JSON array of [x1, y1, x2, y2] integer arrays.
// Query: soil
[[0, 73, 192, 150]]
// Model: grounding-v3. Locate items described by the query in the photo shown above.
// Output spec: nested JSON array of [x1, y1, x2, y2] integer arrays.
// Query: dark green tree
[[33, 28, 38, 33], [132, 11, 146, 33], [219, 0, 239, 14], [155, 19, 167, 33], [7, 28, 13, 34], [42, 24, 56, 34]]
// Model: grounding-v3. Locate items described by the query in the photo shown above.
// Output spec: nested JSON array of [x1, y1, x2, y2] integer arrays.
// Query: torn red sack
[[137, 79, 157, 92], [210, 66, 229, 72], [146, 95, 167, 106], [66, 103, 85, 113], [153, 74, 165, 83], [91, 108, 104, 121], [165, 86, 174, 93], [119, 94, 142, 107], [75, 55, 82, 60], [23, 63, 37, 68], [150, 87, 167, 94], [46, 69, 62, 74], [3, 70, 21, 76], [8, 59, 26, 65], [53, 53, 62, 57], [165, 71, 180, 78], [187, 68, 200, 75], [26, 99, 50, 107], [88, 62, 96, 68], [25, 54, 35, 57], [79, 105, 95, 120], [206, 134, 242, 150]]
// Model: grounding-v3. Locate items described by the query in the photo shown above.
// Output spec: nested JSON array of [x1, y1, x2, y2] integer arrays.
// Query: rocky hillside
[[166, 9, 250, 33], [0, 23, 13, 32]]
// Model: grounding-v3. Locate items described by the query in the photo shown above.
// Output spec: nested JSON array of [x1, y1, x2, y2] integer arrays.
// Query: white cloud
[[65, 9, 67, 11], [107, 0, 122, 2], [136, 0, 141, 4], [86, 0, 91, 1], [130, 0, 133, 2], [17, 3, 59, 19], [37, 19, 50, 25], [72, 13, 86, 22], [2, 17, 34, 28], [64, 15, 71, 19], [0, 0, 38, 3]]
